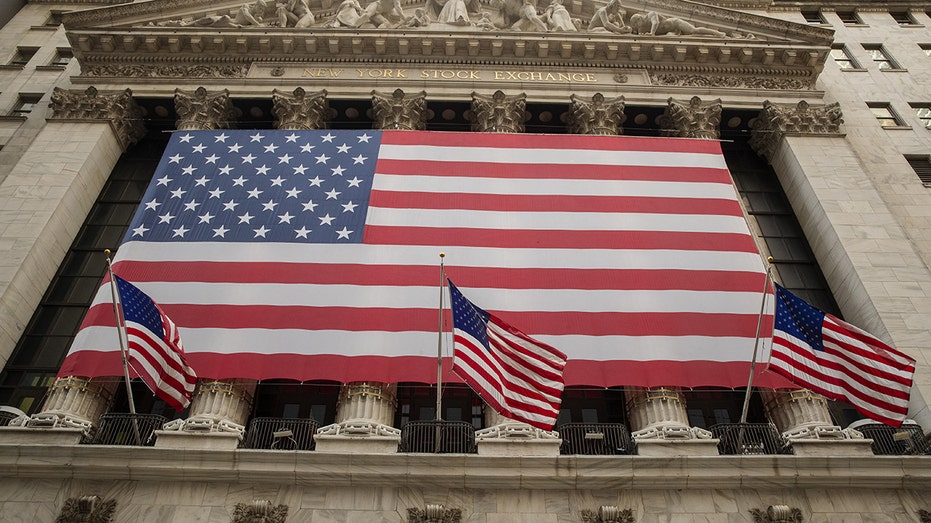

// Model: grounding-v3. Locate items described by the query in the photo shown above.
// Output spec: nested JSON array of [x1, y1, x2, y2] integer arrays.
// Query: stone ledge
[[635, 438, 721, 457], [789, 438, 875, 457], [0, 426, 84, 446], [153, 430, 241, 450], [313, 434, 400, 454]]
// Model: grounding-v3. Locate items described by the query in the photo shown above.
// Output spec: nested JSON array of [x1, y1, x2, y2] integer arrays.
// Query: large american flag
[[769, 284, 914, 426], [61, 130, 786, 388]]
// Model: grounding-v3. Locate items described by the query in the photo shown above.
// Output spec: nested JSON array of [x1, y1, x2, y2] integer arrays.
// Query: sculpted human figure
[[277, 0, 315, 27], [403, 7, 431, 26], [587, 0, 630, 34], [629, 11, 726, 36], [325, 0, 364, 27], [356, 0, 405, 27], [543, 0, 576, 31], [512, 0, 547, 31], [164, 0, 274, 27], [437, 0, 472, 25]]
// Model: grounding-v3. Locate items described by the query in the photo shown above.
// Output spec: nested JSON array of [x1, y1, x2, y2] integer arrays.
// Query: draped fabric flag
[[61, 129, 783, 388], [113, 275, 197, 411], [449, 280, 566, 430], [769, 284, 914, 427]]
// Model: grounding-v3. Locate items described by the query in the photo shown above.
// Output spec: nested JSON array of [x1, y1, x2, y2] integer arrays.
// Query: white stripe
[[91, 284, 769, 315], [484, 328, 563, 402], [378, 144, 729, 169], [113, 241, 767, 273], [125, 323, 195, 389], [366, 207, 752, 234], [373, 173, 737, 199], [74, 326, 768, 362]]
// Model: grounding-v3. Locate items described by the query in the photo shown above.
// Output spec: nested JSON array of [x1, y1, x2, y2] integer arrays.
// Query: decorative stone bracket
[[750, 505, 803, 523], [232, 500, 288, 523], [56, 495, 116, 523], [408, 503, 462, 523], [581, 505, 635, 523]]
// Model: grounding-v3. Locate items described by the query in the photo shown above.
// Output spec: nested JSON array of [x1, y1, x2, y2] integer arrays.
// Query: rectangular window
[[830, 45, 859, 69], [890, 11, 918, 25], [9, 47, 38, 67], [910, 103, 931, 128], [863, 44, 900, 69], [50, 48, 73, 66], [921, 44, 931, 56], [801, 10, 825, 24], [906, 155, 931, 185], [868, 103, 905, 127], [9, 94, 42, 117], [44, 12, 64, 26], [837, 11, 862, 24]]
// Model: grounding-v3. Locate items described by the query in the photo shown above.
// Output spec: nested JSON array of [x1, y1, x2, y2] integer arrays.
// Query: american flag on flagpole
[[113, 274, 197, 411], [61, 129, 782, 388], [769, 284, 915, 427], [449, 279, 566, 430]]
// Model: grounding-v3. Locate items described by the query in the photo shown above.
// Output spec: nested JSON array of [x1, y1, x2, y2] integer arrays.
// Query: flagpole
[[739, 256, 775, 425], [105, 249, 142, 445], [435, 252, 446, 453]]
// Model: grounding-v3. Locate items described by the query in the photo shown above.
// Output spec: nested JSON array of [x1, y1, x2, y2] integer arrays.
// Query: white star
[[302, 200, 318, 212], [347, 177, 362, 188], [308, 176, 323, 187], [238, 212, 254, 224], [352, 154, 367, 164], [278, 154, 293, 164], [262, 200, 278, 211], [321, 133, 336, 142], [250, 133, 264, 142], [156, 176, 172, 186], [247, 188, 263, 199], [209, 188, 225, 199], [198, 212, 215, 224], [331, 165, 346, 176], [145, 198, 161, 210], [285, 133, 299, 143], [223, 200, 239, 211], [270, 176, 285, 187], [336, 227, 353, 239], [219, 165, 233, 175], [213, 225, 229, 238], [179, 133, 193, 143], [358, 133, 371, 143], [192, 143, 206, 153], [337, 143, 351, 153], [194, 176, 210, 186], [256, 165, 270, 175], [319, 213, 335, 225], [325, 188, 341, 199], [293, 164, 308, 175], [342, 201, 358, 213], [286, 188, 301, 198], [168, 154, 183, 164], [184, 200, 200, 211], [315, 154, 330, 164], [278, 212, 294, 224], [172, 226, 189, 238], [241, 154, 256, 164], [204, 154, 219, 164], [215, 133, 229, 143], [294, 226, 311, 238], [233, 176, 247, 186], [253, 226, 270, 238], [132, 225, 149, 237], [300, 143, 315, 153], [170, 188, 186, 198], [158, 213, 175, 223], [228, 143, 242, 153], [182, 165, 197, 175], [264, 143, 279, 153]]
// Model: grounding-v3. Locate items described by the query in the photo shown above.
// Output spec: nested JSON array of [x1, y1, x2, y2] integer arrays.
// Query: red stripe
[[363, 226, 760, 252], [83, 303, 767, 338], [380, 130, 725, 155], [453, 359, 551, 428], [369, 190, 745, 216], [112, 260, 766, 293], [60, 350, 793, 388], [488, 316, 566, 375], [375, 159, 733, 184]]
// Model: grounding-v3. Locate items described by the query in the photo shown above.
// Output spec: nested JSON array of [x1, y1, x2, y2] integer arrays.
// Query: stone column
[[315, 382, 401, 453], [155, 379, 256, 449], [659, 96, 722, 139], [371, 89, 428, 130], [272, 87, 329, 130], [625, 387, 717, 455], [567, 93, 626, 135], [173, 87, 241, 130], [470, 90, 527, 133], [0, 87, 145, 444]]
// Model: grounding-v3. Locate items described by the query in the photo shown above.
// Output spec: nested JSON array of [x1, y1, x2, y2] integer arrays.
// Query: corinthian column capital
[[174, 87, 241, 131], [568, 93, 626, 135], [371, 89, 428, 130], [660, 96, 722, 140], [272, 87, 330, 130], [49, 86, 146, 150], [470, 90, 527, 133], [749, 100, 844, 161]]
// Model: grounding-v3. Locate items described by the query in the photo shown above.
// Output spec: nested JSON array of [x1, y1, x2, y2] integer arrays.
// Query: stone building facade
[[0, 0, 930, 521]]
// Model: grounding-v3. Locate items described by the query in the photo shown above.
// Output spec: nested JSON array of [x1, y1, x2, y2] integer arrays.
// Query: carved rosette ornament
[[659, 96, 722, 140], [749, 100, 844, 162], [581, 505, 635, 523], [372, 89, 428, 130], [174, 87, 242, 130], [49, 87, 146, 151], [232, 500, 288, 523], [568, 93, 626, 135], [750, 505, 803, 523], [470, 90, 527, 133], [55, 495, 116, 523], [408, 503, 462, 523], [273, 87, 330, 130]]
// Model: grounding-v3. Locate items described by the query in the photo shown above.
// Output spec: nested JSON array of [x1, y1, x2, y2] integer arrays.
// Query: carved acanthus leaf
[[49, 87, 146, 150], [407, 504, 462, 523], [174, 87, 242, 130], [659, 95, 722, 140], [748, 100, 844, 161], [55, 496, 116, 523], [232, 500, 288, 523], [750, 505, 804, 523], [652, 73, 814, 91], [273, 87, 330, 130], [470, 90, 527, 133], [568, 93, 625, 135], [372, 89, 428, 130], [81, 64, 248, 78]]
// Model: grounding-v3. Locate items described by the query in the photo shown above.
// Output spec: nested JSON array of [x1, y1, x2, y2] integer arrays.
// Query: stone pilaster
[[659, 96, 722, 140], [567, 93, 626, 135], [272, 87, 329, 130], [626, 387, 717, 455], [155, 379, 255, 449], [173, 87, 241, 130], [26, 376, 116, 432], [470, 90, 526, 133], [748, 100, 844, 162], [49, 86, 146, 151], [371, 89, 428, 130], [761, 389, 865, 447], [315, 382, 401, 453]]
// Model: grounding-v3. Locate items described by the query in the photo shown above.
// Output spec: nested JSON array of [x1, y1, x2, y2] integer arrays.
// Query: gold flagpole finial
[[439, 252, 445, 258], [767, 256, 774, 263]]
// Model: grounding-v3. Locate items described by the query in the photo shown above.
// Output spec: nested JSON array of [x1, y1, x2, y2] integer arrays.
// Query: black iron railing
[[710, 423, 793, 455], [0, 411, 17, 426], [557, 423, 635, 455], [89, 413, 168, 446], [242, 417, 318, 451], [400, 420, 477, 453], [853, 422, 930, 455]]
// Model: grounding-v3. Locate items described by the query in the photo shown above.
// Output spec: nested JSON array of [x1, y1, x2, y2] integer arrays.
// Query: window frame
[[890, 10, 919, 26], [8, 47, 38, 67], [801, 10, 826, 24], [909, 103, 931, 129], [906, 155, 931, 186], [830, 44, 863, 70], [862, 44, 905, 71], [836, 10, 863, 25], [867, 102, 909, 129], [9, 94, 43, 118]]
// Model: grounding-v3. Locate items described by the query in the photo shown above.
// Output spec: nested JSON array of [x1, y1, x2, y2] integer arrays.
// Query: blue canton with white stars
[[115, 275, 166, 338], [449, 280, 491, 351], [774, 284, 826, 352], [126, 130, 382, 244]]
